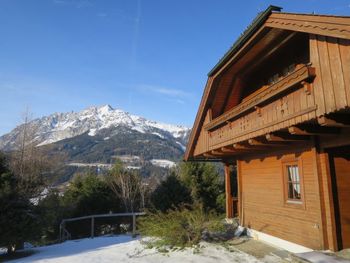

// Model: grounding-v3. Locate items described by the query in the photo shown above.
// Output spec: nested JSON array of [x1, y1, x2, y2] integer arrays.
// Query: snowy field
[[4, 235, 266, 263]]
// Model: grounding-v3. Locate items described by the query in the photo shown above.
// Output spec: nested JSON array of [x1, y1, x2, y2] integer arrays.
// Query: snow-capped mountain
[[0, 105, 191, 183], [0, 105, 190, 151]]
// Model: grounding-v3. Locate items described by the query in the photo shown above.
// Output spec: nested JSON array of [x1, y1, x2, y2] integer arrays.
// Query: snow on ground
[[5, 235, 264, 263], [150, 159, 176, 168], [176, 141, 186, 151], [151, 132, 165, 139]]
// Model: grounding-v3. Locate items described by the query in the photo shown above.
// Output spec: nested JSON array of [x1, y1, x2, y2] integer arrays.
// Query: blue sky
[[0, 0, 349, 135]]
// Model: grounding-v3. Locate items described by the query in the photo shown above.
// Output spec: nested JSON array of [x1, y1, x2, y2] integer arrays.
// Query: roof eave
[[207, 5, 282, 77]]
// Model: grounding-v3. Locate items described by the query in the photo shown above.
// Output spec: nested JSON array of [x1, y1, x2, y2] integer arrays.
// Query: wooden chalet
[[185, 6, 350, 252]]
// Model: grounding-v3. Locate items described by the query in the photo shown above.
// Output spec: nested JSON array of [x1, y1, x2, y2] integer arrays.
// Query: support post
[[91, 217, 94, 238], [224, 163, 233, 218], [132, 214, 136, 237], [59, 223, 62, 242]]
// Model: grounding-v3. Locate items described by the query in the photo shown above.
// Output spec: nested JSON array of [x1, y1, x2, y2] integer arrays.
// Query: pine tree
[[151, 171, 192, 212], [0, 153, 38, 254], [178, 161, 223, 211]]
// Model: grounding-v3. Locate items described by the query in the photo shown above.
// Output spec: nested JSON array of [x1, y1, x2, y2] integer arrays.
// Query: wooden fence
[[59, 212, 146, 242]]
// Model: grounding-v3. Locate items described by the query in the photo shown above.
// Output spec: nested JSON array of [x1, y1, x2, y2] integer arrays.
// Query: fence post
[[91, 217, 95, 238], [59, 222, 62, 242], [132, 214, 136, 236]]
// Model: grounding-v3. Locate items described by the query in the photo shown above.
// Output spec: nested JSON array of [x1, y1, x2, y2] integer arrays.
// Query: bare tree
[[9, 109, 51, 198], [107, 159, 142, 212]]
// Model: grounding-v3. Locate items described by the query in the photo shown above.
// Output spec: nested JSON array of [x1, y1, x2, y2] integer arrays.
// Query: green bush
[[138, 206, 224, 248]]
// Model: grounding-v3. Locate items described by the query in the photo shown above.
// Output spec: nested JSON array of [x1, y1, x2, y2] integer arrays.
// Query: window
[[286, 164, 301, 201], [282, 160, 304, 207]]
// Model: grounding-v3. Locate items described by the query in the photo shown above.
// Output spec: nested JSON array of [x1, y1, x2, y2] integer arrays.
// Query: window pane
[[294, 166, 299, 182], [295, 183, 301, 199], [286, 164, 301, 200], [288, 182, 294, 199], [287, 166, 294, 182]]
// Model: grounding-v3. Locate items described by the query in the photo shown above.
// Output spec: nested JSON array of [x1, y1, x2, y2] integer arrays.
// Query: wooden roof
[[185, 6, 350, 161]]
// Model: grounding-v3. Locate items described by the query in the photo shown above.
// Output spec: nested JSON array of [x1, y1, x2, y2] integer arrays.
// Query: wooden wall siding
[[239, 148, 324, 249], [332, 154, 350, 249], [310, 34, 350, 116], [205, 86, 316, 151], [193, 109, 211, 156], [317, 151, 338, 251]]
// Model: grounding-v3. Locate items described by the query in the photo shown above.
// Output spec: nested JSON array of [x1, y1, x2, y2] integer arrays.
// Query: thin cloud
[[97, 12, 107, 17], [139, 84, 191, 98], [53, 0, 93, 8], [172, 99, 185, 104]]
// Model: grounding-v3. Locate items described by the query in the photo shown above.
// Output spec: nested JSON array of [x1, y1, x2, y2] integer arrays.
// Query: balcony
[[204, 64, 315, 132], [202, 64, 317, 151]]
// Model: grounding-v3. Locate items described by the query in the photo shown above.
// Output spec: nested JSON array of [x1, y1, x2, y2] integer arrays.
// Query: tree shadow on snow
[[0, 250, 38, 262], [5, 235, 136, 262]]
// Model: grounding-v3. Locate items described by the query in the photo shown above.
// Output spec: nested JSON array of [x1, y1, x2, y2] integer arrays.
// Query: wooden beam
[[266, 133, 310, 142], [224, 163, 233, 219], [248, 138, 288, 147], [288, 126, 340, 135], [221, 146, 237, 153], [318, 116, 350, 128], [232, 142, 267, 151], [232, 143, 251, 150], [203, 153, 218, 158], [211, 150, 226, 155]]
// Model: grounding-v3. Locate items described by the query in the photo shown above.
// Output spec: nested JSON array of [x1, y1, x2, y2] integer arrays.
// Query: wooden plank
[[221, 146, 238, 153], [311, 146, 326, 250], [266, 16, 350, 40], [309, 34, 326, 116], [211, 150, 227, 156], [331, 150, 350, 249], [317, 35, 337, 113], [237, 160, 243, 224], [327, 37, 347, 109], [224, 163, 233, 218], [338, 39, 350, 106], [289, 126, 340, 136], [266, 133, 310, 142], [270, 13, 350, 26], [317, 151, 338, 251], [248, 138, 288, 147], [318, 116, 350, 127]]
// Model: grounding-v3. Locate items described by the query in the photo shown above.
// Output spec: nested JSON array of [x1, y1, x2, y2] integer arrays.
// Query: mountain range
[[0, 105, 191, 183]]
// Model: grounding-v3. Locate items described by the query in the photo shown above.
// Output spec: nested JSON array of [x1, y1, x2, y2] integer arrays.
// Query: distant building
[[185, 6, 350, 252]]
